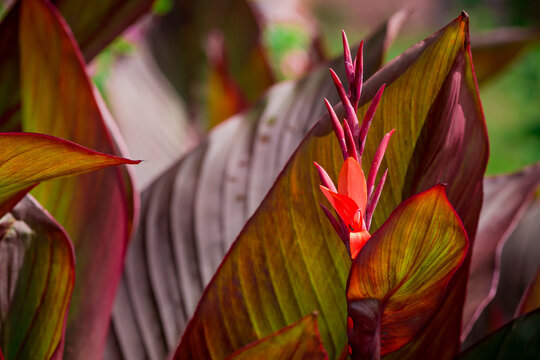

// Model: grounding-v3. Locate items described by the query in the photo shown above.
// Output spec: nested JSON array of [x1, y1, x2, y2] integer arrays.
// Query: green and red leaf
[[0, 132, 138, 217], [223, 313, 328, 360], [0, 0, 152, 131], [347, 185, 468, 357], [0, 196, 74, 360], [175, 13, 487, 359], [19, 0, 138, 358], [107, 13, 406, 358]]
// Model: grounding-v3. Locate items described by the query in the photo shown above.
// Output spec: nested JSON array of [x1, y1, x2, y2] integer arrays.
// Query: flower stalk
[[315, 31, 394, 260]]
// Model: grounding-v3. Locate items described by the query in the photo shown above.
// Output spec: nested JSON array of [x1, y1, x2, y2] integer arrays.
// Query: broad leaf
[[19, 0, 138, 358], [176, 13, 487, 360], [347, 186, 468, 357], [224, 313, 328, 360], [0, 196, 74, 360], [0, 132, 138, 217], [106, 13, 406, 359], [462, 161, 540, 339], [0, 0, 152, 131], [458, 309, 540, 359]]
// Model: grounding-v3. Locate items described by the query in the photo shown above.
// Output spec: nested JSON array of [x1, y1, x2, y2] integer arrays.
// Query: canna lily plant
[[0, 0, 539, 359]]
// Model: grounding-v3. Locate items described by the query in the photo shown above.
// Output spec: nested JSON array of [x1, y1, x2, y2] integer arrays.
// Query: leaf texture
[[226, 313, 328, 360], [347, 185, 468, 357]]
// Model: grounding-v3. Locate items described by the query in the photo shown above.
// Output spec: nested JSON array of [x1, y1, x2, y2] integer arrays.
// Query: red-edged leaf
[[347, 186, 468, 357], [462, 161, 540, 339], [19, 0, 138, 358], [174, 13, 485, 360], [0, 132, 139, 217], [51, 0, 153, 61], [0, 196, 74, 360], [338, 158, 367, 211], [471, 26, 540, 84], [0, 0, 152, 131], [224, 313, 328, 360]]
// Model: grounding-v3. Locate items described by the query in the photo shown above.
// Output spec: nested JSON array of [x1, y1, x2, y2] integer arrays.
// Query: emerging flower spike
[[315, 31, 394, 259]]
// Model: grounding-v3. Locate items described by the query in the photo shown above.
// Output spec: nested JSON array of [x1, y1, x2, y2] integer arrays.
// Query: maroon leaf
[[462, 161, 540, 340]]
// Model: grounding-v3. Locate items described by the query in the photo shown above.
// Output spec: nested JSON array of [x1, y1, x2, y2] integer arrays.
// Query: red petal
[[338, 158, 367, 211], [320, 185, 360, 231]]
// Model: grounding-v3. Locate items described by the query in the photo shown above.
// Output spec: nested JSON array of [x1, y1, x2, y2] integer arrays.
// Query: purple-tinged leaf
[[464, 197, 540, 347], [0, 196, 74, 360], [462, 161, 540, 340], [19, 0, 138, 358]]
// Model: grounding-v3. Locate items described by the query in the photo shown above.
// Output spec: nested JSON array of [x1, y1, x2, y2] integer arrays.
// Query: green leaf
[[347, 185, 468, 357], [458, 309, 540, 360], [0, 132, 139, 217], [175, 13, 487, 360], [0, 196, 74, 360], [225, 313, 328, 360], [19, 0, 138, 358]]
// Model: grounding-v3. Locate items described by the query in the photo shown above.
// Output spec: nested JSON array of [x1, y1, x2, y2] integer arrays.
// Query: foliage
[[0, 0, 539, 360]]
